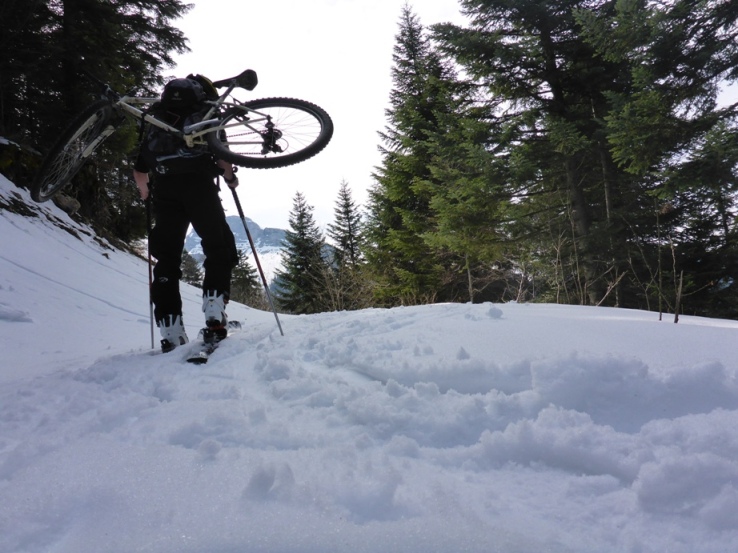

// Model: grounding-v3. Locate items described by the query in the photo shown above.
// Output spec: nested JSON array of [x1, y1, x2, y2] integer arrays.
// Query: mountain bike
[[31, 69, 334, 203]]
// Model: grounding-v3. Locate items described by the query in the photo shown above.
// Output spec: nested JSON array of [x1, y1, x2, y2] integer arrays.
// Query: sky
[[169, 0, 468, 230], [168, 0, 738, 233], [3, 174, 738, 552]]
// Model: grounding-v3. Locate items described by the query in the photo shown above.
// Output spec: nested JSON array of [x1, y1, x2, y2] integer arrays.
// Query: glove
[[224, 174, 239, 188]]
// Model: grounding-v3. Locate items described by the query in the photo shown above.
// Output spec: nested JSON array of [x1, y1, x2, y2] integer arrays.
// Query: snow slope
[[1, 174, 738, 553]]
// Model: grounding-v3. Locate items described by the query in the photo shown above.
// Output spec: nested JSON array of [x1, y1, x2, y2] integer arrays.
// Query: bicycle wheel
[[206, 97, 333, 169], [31, 100, 117, 202]]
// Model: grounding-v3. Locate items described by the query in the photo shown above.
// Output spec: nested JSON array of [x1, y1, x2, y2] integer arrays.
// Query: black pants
[[149, 173, 237, 322]]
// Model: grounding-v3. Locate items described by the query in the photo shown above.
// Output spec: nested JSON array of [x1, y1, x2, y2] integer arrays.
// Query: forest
[[2, 0, 738, 319]]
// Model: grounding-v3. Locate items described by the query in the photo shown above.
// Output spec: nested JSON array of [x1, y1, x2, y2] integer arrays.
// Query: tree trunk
[[565, 156, 603, 305]]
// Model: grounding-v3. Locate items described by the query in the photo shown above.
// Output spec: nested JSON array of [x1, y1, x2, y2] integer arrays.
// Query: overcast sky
[[170, 0, 467, 230]]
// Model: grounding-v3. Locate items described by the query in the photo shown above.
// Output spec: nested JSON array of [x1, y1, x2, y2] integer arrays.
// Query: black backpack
[[160, 77, 208, 112], [140, 77, 215, 176]]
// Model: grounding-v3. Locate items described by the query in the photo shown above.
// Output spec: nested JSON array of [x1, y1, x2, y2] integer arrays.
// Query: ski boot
[[202, 290, 228, 342], [158, 314, 189, 353]]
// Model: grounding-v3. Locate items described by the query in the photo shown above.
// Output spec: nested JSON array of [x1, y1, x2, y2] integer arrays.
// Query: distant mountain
[[185, 216, 285, 282], [185, 216, 285, 251]]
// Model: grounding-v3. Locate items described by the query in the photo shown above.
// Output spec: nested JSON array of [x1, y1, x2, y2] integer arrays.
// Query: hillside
[[1, 175, 738, 553]]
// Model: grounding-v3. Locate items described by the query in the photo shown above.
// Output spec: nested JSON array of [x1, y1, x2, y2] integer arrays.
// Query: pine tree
[[1, 0, 191, 243], [0, 0, 55, 142], [366, 5, 460, 305], [325, 181, 372, 310], [230, 250, 262, 307], [181, 250, 202, 288], [433, 0, 651, 306], [433, 0, 738, 314], [580, 0, 738, 316], [327, 180, 364, 267], [274, 192, 330, 314], [422, 107, 510, 303]]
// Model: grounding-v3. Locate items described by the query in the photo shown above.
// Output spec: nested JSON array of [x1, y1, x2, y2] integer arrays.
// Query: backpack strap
[[137, 101, 162, 146]]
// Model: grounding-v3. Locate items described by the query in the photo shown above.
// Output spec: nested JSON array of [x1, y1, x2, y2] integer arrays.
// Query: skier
[[133, 76, 240, 353]]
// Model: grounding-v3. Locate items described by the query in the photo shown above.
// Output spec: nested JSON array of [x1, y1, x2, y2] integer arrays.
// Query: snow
[[1, 173, 738, 553]]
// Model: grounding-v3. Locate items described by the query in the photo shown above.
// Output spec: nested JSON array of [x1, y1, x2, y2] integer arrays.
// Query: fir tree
[[433, 0, 738, 315], [422, 108, 510, 303], [325, 181, 372, 310], [274, 192, 330, 314], [578, 0, 738, 315], [366, 4, 460, 305], [327, 180, 364, 268], [181, 250, 202, 288], [1, 0, 191, 243], [433, 0, 625, 305], [230, 250, 262, 307]]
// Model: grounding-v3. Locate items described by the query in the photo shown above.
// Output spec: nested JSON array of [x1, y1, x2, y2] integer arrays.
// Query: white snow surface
[[1, 173, 738, 552]]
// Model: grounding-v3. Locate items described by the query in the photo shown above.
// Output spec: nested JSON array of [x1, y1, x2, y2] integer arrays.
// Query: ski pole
[[230, 187, 284, 336], [145, 197, 155, 349]]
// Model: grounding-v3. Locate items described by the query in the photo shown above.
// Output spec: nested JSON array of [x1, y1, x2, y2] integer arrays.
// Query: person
[[133, 83, 240, 353]]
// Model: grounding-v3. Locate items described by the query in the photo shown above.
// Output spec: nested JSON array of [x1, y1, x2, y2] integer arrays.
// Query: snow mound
[[1, 174, 738, 553]]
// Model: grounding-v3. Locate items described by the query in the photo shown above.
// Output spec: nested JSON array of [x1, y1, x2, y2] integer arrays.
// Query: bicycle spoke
[[206, 98, 332, 168], [31, 100, 115, 202]]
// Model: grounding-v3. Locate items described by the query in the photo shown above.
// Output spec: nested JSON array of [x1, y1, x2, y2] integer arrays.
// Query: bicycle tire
[[31, 99, 117, 202], [206, 97, 333, 169]]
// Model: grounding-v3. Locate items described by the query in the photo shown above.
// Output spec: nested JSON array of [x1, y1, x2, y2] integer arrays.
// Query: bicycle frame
[[109, 80, 270, 150], [32, 68, 332, 204]]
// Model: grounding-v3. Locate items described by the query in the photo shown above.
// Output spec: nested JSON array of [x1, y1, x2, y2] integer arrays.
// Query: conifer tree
[[577, 0, 738, 315], [1, 0, 191, 243], [422, 107, 510, 303], [181, 250, 202, 288], [432, 0, 738, 314], [366, 4, 460, 305], [230, 250, 262, 307], [274, 192, 330, 314], [327, 180, 364, 267], [325, 181, 372, 310], [433, 0, 624, 305]]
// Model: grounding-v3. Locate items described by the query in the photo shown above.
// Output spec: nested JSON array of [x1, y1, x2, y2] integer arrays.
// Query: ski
[[186, 320, 241, 364], [186, 339, 219, 365]]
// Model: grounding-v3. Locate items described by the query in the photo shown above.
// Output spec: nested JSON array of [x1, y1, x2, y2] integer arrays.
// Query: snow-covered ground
[[1, 174, 738, 553]]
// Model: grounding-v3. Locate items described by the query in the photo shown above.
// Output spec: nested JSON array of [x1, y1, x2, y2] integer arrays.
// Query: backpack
[[140, 77, 215, 176], [160, 77, 207, 112]]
